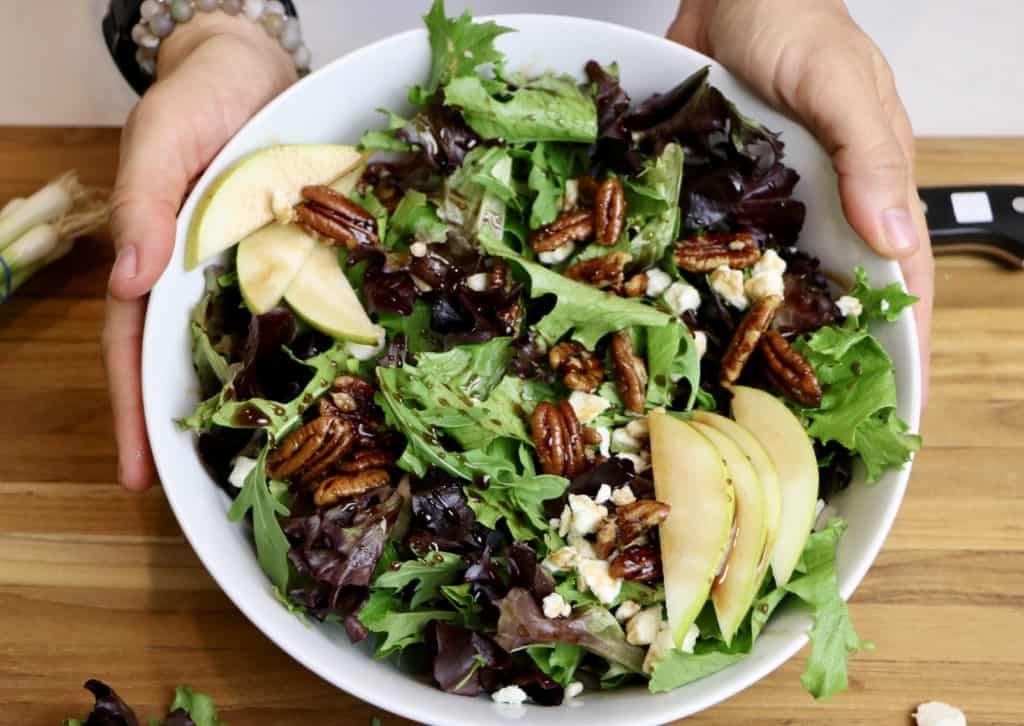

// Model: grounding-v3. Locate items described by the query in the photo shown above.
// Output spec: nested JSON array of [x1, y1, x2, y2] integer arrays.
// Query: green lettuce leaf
[[443, 74, 598, 144], [527, 643, 585, 687], [386, 189, 447, 246], [524, 141, 589, 229], [441, 582, 486, 629], [374, 551, 465, 609], [358, 588, 456, 659], [377, 299, 439, 354], [349, 186, 389, 243], [440, 146, 516, 248], [645, 322, 700, 410], [227, 445, 291, 592], [359, 108, 414, 151], [848, 266, 917, 322], [168, 686, 226, 726]]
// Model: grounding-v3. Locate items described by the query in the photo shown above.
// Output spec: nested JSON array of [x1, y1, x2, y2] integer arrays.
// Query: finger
[[102, 294, 156, 491], [900, 245, 934, 411], [666, 0, 716, 52]]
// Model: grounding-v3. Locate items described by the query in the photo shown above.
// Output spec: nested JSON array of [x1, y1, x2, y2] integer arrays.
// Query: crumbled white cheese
[[611, 485, 636, 507], [617, 452, 650, 473], [565, 681, 584, 700], [663, 281, 701, 317], [491, 685, 528, 705], [595, 426, 611, 458], [836, 295, 864, 317], [814, 498, 825, 520], [577, 559, 622, 604], [626, 606, 662, 646], [880, 299, 891, 313], [344, 326, 386, 361], [465, 272, 490, 292], [567, 533, 597, 560], [615, 599, 642, 622], [227, 456, 259, 489], [913, 701, 967, 726], [542, 592, 572, 619], [561, 179, 579, 212], [693, 330, 708, 360], [643, 623, 676, 673], [709, 266, 748, 309], [814, 502, 838, 532], [744, 269, 785, 303], [594, 483, 612, 505], [557, 504, 572, 537], [624, 417, 649, 439], [680, 622, 700, 654], [548, 517, 560, 530], [753, 248, 787, 277], [611, 427, 643, 452], [568, 390, 611, 424], [645, 268, 673, 297], [409, 240, 428, 258], [538, 241, 576, 265], [569, 494, 608, 536], [543, 546, 580, 572]]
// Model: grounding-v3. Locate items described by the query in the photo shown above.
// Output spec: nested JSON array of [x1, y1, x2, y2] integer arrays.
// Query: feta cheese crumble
[[538, 241, 576, 265], [880, 299, 891, 313], [913, 701, 967, 726], [615, 599, 641, 622], [227, 456, 258, 489], [836, 294, 864, 317], [568, 494, 608, 536], [595, 426, 611, 458], [610, 485, 636, 507], [663, 281, 701, 317], [626, 606, 662, 646], [709, 266, 748, 309], [643, 623, 675, 673], [465, 272, 489, 292], [594, 483, 612, 504], [752, 248, 787, 277], [542, 592, 572, 619], [611, 427, 643, 452], [543, 546, 579, 572], [744, 268, 785, 303], [491, 685, 528, 705], [644, 268, 673, 297], [568, 390, 611, 424], [565, 681, 584, 700], [344, 326, 386, 361], [409, 240, 428, 258], [557, 504, 572, 537], [577, 559, 622, 604], [693, 330, 708, 360], [680, 622, 700, 654]]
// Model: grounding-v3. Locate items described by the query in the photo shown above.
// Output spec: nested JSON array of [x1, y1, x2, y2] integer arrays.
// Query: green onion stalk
[[0, 172, 109, 301]]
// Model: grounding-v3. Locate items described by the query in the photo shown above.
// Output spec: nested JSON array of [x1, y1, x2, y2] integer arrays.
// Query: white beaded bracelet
[[131, 0, 311, 77]]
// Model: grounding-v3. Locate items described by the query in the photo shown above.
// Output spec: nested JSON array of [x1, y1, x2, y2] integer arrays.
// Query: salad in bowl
[[171, 0, 920, 713]]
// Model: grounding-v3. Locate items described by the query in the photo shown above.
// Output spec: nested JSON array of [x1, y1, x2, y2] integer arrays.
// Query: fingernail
[[881, 208, 920, 255], [111, 244, 138, 284]]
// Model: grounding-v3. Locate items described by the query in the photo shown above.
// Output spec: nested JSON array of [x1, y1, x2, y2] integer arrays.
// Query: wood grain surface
[[0, 129, 1021, 726]]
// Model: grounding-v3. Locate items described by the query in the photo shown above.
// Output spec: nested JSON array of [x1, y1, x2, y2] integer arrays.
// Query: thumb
[[780, 48, 921, 259], [108, 90, 192, 300]]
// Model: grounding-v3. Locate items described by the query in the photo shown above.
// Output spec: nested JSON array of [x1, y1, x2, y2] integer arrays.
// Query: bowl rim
[[143, 13, 920, 725]]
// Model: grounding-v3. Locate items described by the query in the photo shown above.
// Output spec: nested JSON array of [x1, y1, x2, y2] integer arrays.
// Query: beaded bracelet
[[130, 0, 310, 78]]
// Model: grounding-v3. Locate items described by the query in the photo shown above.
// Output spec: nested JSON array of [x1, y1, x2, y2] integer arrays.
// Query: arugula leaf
[[848, 266, 917, 322], [527, 643, 585, 687], [386, 189, 447, 246], [168, 685, 226, 726], [441, 582, 486, 630], [358, 588, 457, 658], [623, 142, 685, 219], [227, 445, 291, 592], [360, 108, 414, 152], [415, 337, 513, 397], [646, 322, 700, 410], [374, 551, 465, 608], [444, 74, 598, 144], [414, 0, 515, 104]]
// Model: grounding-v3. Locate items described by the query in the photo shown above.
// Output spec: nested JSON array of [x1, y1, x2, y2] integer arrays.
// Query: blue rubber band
[[0, 254, 10, 304]]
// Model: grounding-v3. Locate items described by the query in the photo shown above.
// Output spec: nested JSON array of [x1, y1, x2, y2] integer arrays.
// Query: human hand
[[669, 0, 933, 406], [104, 13, 296, 490]]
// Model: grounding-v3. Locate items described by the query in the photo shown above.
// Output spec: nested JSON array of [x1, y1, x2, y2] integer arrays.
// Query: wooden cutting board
[[0, 129, 1021, 726]]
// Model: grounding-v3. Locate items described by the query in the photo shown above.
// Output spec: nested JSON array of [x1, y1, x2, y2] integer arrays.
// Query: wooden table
[[1, 130, 1021, 725]]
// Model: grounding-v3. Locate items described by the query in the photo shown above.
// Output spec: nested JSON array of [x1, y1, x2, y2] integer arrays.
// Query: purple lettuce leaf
[[505, 541, 555, 601], [70, 680, 139, 726], [584, 60, 640, 174], [396, 91, 482, 173], [430, 621, 510, 696], [232, 309, 316, 403]]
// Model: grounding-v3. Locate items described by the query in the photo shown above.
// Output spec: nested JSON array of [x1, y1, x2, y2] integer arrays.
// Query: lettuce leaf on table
[[64, 680, 225, 726]]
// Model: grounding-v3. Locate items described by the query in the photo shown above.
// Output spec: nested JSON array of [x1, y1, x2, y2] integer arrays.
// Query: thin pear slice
[[691, 421, 768, 645], [237, 224, 316, 314], [649, 410, 735, 647], [693, 410, 782, 586], [283, 243, 378, 344], [730, 385, 819, 587], [185, 144, 364, 269]]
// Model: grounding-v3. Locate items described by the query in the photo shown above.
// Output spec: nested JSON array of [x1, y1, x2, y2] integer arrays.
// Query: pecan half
[[530, 209, 594, 253], [611, 330, 648, 414], [267, 416, 355, 485], [531, 401, 587, 478], [609, 545, 662, 582], [314, 469, 391, 507], [760, 330, 823, 407], [623, 272, 647, 298], [720, 294, 782, 389], [565, 250, 632, 290], [548, 341, 604, 393], [675, 232, 761, 272], [617, 499, 670, 546], [594, 177, 625, 246], [330, 375, 377, 415], [595, 519, 619, 560], [336, 447, 396, 473], [295, 185, 379, 248]]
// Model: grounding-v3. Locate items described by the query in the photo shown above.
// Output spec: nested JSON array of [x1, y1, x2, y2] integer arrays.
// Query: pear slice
[[185, 144, 364, 269], [283, 242, 378, 344], [730, 385, 819, 587], [649, 410, 735, 647], [692, 410, 782, 587], [691, 421, 768, 645]]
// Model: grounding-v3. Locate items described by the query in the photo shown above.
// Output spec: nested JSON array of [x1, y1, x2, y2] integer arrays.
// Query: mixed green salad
[[179, 1, 920, 707]]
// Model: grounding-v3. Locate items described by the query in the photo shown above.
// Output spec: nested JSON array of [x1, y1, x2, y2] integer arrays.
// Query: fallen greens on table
[[179, 0, 919, 707]]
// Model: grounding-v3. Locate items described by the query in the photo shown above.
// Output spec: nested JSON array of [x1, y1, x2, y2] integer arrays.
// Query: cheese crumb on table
[[913, 701, 967, 726]]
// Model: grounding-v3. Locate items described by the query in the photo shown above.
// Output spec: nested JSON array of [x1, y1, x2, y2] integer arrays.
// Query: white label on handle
[[950, 191, 994, 224]]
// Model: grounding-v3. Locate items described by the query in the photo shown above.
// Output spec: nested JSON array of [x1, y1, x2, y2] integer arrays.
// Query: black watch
[[102, 0, 299, 95]]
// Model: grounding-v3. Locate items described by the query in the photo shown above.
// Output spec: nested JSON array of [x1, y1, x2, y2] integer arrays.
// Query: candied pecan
[[330, 374, 377, 414], [720, 294, 783, 389], [565, 250, 632, 290], [530, 209, 594, 253], [548, 341, 604, 393], [623, 272, 647, 298], [610, 545, 662, 582], [611, 330, 648, 414], [675, 232, 761, 272], [266, 416, 355, 485], [531, 401, 587, 478], [760, 330, 823, 407], [594, 177, 625, 246], [295, 185, 380, 248], [336, 448, 396, 473], [314, 469, 391, 507], [595, 519, 618, 560], [617, 499, 671, 545], [582, 426, 603, 445]]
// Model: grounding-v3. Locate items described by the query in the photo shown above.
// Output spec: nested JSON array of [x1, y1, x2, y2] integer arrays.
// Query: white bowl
[[143, 14, 921, 725]]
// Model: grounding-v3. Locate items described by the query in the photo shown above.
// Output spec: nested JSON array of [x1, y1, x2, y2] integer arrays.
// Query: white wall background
[[3, 0, 1021, 135]]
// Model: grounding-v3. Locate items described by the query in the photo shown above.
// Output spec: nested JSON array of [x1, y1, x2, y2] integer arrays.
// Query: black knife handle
[[920, 185, 1024, 268]]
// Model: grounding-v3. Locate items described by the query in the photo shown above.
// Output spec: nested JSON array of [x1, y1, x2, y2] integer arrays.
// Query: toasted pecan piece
[[675, 232, 760, 272]]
